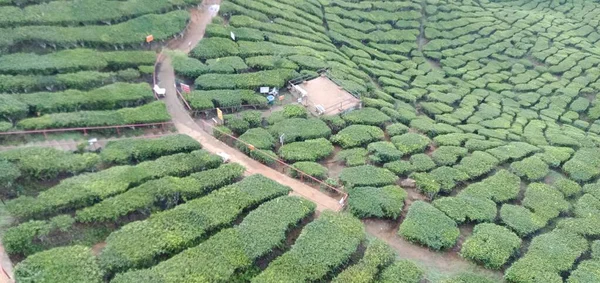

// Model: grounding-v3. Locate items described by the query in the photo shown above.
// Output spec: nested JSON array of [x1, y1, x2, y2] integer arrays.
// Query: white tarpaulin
[[153, 84, 166, 96], [260, 87, 270, 94], [208, 5, 220, 17]]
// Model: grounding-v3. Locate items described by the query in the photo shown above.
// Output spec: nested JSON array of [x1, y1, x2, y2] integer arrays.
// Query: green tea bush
[[486, 142, 541, 163], [367, 141, 403, 163], [236, 128, 275, 153], [206, 56, 248, 73], [460, 223, 521, 269], [432, 196, 497, 223], [567, 259, 600, 283], [290, 161, 328, 181], [510, 156, 550, 181], [3, 215, 75, 256], [321, 115, 347, 133], [100, 135, 201, 165], [269, 118, 331, 143], [522, 183, 569, 222], [383, 160, 414, 176], [441, 273, 499, 283], [500, 204, 546, 237], [385, 122, 409, 137], [505, 229, 588, 283], [331, 124, 385, 148], [168, 50, 208, 78], [410, 154, 436, 172], [190, 37, 240, 60], [535, 146, 574, 167], [279, 138, 334, 162], [6, 151, 221, 220], [17, 101, 171, 130], [332, 239, 395, 283], [75, 164, 246, 223], [224, 115, 250, 135], [428, 166, 469, 192], [14, 245, 102, 283], [573, 194, 600, 218], [250, 149, 278, 166], [100, 174, 290, 273], [195, 69, 297, 90], [282, 104, 308, 118], [336, 148, 368, 167], [0, 147, 100, 180], [552, 177, 581, 197], [111, 196, 315, 283], [563, 148, 600, 182], [341, 107, 391, 127], [378, 260, 424, 283], [454, 151, 500, 180], [459, 169, 521, 203], [348, 185, 407, 219], [252, 211, 365, 283], [391, 133, 431, 155], [399, 201, 459, 250], [0, 94, 27, 123], [339, 165, 398, 188], [431, 146, 468, 166]]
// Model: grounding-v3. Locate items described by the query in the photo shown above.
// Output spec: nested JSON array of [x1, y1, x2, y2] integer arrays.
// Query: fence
[[0, 122, 174, 138]]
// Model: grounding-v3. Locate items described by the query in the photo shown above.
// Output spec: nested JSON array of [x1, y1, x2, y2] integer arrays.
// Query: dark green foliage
[[252, 212, 365, 283], [384, 160, 414, 176], [100, 135, 201, 165], [282, 104, 308, 119], [553, 178, 581, 197], [0, 147, 100, 180], [368, 141, 403, 163], [431, 146, 468, 166], [348, 185, 407, 219], [391, 133, 431, 155], [290, 161, 328, 180], [499, 204, 545, 237], [567, 259, 600, 283], [342, 107, 391, 127], [433, 196, 497, 223], [331, 125, 385, 148], [269, 118, 331, 143], [460, 223, 521, 269], [224, 115, 250, 135], [522, 183, 569, 222], [190, 37, 240, 60], [409, 154, 436, 172], [454, 151, 500, 179], [378, 260, 424, 283], [337, 148, 369, 167], [428, 166, 469, 192], [385, 123, 409, 137], [510, 156, 549, 181], [563, 148, 600, 182], [237, 128, 275, 153], [195, 69, 297, 90], [279, 138, 334, 162], [339, 165, 398, 188], [14, 245, 102, 283], [442, 273, 500, 283], [459, 170, 521, 203], [332, 239, 396, 283], [399, 201, 459, 250], [321, 115, 347, 133]]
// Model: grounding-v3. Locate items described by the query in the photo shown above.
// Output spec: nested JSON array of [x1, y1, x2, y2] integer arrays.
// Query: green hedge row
[[399, 201, 459, 250], [278, 138, 334, 162], [331, 124, 385, 148], [367, 141, 403, 163], [563, 148, 600, 182], [505, 229, 588, 283], [348, 185, 407, 219], [458, 169, 521, 203], [0, 10, 190, 50], [290, 161, 329, 181], [111, 196, 316, 283], [336, 148, 368, 166], [194, 68, 297, 90], [99, 174, 291, 273], [3, 215, 75, 256], [252, 211, 365, 282], [391, 133, 431, 155], [185, 89, 267, 110], [14, 245, 103, 283], [237, 128, 275, 153], [17, 101, 171, 130], [76, 163, 245, 223], [460, 223, 521, 269], [332, 239, 395, 283], [453, 151, 500, 180], [0, 146, 100, 180], [339, 165, 398, 188], [378, 260, 425, 283], [0, 0, 200, 26], [6, 150, 221, 220], [100, 134, 201, 165], [0, 49, 156, 75], [341, 107, 391, 127], [432, 196, 497, 223], [269, 118, 331, 143], [8, 83, 154, 118]]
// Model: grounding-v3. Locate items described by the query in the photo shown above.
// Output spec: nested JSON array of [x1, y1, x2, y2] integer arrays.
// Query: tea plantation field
[[177, 0, 600, 281]]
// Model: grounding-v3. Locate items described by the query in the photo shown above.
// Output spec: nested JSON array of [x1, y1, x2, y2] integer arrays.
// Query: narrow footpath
[[157, 1, 342, 212]]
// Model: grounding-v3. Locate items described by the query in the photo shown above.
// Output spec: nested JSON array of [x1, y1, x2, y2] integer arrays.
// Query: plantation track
[[157, 0, 341, 212]]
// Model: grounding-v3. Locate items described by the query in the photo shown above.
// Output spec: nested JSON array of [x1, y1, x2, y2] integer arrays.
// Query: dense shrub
[[321, 114, 347, 133], [411, 172, 441, 198], [17, 101, 170, 130], [14, 245, 102, 283], [348, 185, 407, 219], [522, 183, 569, 222], [386, 122, 409, 136], [0, 147, 100, 180], [112, 196, 316, 283], [391, 133, 431, 155], [487, 142, 541, 163], [190, 37, 239, 60], [535, 146, 574, 167], [279, 138, 334, 162], [269, 118, 331, 143], [252, 211, 365, 283], [441, 273, 499, 283], [237, 128, 276, 153], [185, 89, 266, 110], [383, 160, 414, 176], [3, 215, 76, 256], [574, 194, 600, 218], [100, 174, 291, 273], [339, 165, 398, 188], [553, 177, 581, 197], [460, 223, 521, 269], [100, 135, 201, 165], [331, 124, 385, 148], [378, 260, 424, 283], [224, 115, 250, 135], [290, 161, 328, 180], [75, 164, 246, 223], [567, 259, 600, 283], [409, 154, 436, 172], [6, 151, 221, 220], [428, 166, 469, 193], [563, 148, 600, 182], [341, 107, 391, 127], [431, 146, 468, 166], [332, 239, 395, 283], [195, 69, 297, 90], [336, 148, 369, 166], [399, 201, 459, 250], [505, 229, 588, 283], [459, 169, 521, 203], [367, 141, 403, 163], [454, 151, 500, 179], [510, 156, 549, 181], [500, 204, 546, 237], [433, 196, 497, 223]]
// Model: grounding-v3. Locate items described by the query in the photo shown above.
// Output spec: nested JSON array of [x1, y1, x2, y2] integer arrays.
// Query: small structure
[[153, 84, 166, 98], [289, 74, 360, 116]]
